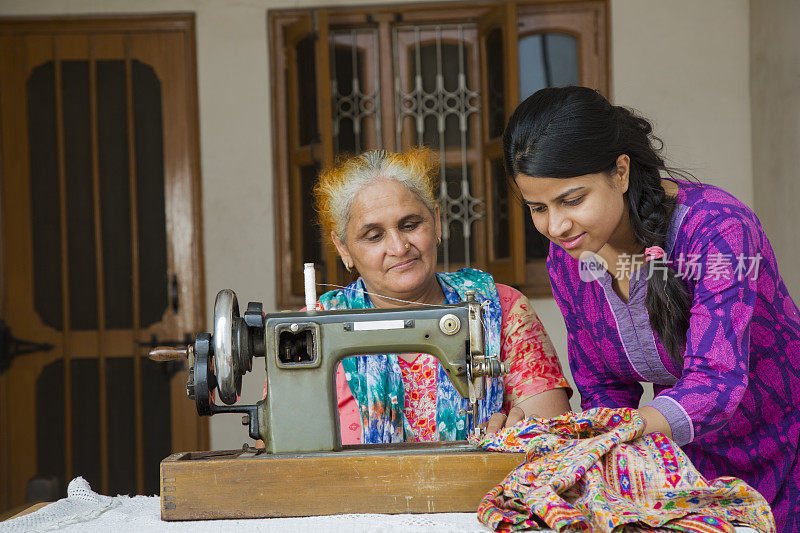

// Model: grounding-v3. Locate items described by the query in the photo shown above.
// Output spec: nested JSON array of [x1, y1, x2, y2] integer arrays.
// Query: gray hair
[[316, 149, 439, 242]]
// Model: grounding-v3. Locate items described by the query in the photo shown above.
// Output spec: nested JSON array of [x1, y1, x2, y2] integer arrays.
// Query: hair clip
[[644, 246, 665, 263]]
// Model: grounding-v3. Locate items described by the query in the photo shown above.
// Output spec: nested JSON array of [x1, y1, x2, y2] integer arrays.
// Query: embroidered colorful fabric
[[469, 407, 775, 533]]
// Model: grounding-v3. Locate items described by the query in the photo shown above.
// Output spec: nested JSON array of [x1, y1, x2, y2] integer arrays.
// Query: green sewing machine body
[[150, 289, 506, 454]]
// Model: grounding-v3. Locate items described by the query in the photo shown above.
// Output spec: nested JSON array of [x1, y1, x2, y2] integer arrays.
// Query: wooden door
[[0, 15, 207, 511]]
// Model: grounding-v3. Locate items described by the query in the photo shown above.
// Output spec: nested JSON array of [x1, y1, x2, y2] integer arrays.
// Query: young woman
[[503, 86, 799, 531]]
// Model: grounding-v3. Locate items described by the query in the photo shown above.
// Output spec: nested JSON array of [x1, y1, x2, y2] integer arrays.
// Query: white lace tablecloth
[[0, 477, 495, 532], [1, 477, 759, 533]]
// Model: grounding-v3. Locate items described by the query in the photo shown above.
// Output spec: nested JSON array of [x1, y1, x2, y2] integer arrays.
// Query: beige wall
[[751, 0, 800, 295], [0, 0, 754, 448], [612, 0, 752, 205]]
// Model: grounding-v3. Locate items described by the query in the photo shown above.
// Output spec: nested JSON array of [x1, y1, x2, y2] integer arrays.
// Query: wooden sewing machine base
[[160, 441, 525, 520]]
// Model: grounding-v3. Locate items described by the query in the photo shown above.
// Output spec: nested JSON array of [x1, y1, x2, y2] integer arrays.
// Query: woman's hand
[[484, 388, 572, 435], [484, 406, 527, 434]]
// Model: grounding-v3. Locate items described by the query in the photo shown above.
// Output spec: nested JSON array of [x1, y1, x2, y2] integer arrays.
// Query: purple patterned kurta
[[548, 180, 800, 532]]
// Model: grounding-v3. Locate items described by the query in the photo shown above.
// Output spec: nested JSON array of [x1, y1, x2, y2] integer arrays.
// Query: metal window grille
[[393, 24, 482, 270]]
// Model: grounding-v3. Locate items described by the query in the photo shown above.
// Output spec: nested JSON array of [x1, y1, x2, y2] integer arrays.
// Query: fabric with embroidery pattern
[[470, 407, 775, 533]]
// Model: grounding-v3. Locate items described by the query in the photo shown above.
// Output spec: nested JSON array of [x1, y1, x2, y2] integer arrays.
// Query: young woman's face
[[333, 178, 441, 299], [514, 164, 630, 259]]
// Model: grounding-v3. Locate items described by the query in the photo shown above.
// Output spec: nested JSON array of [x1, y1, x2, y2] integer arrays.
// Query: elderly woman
[[298, 149, 570, 444]]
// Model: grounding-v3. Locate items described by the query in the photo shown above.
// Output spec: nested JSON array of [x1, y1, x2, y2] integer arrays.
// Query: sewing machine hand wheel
[[214, 289, 247, 404]]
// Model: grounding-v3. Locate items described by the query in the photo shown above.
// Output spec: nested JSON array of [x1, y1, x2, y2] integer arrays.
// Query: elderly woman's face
[[335, 178, 441, 300]]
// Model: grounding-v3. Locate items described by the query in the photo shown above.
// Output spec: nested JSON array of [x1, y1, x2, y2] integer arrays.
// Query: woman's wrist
[[637, 405, 673, 440]]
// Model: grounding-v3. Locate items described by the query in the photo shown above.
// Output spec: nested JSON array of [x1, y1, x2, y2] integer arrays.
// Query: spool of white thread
[[304, 263, 317, 310]]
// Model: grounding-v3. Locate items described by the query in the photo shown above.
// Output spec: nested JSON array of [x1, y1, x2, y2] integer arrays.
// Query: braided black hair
[[502, 86, 692, 365]]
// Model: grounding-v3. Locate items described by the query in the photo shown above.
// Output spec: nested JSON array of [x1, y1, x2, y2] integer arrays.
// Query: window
[[270, 1, 609, 307]]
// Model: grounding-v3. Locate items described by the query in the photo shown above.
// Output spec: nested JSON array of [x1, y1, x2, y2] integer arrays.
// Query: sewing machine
[[152, 287, 505, 452], [150, 273, 524, 520]]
